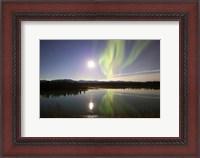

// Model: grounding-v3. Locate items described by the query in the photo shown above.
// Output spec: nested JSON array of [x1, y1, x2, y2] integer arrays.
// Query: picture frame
[[1, 0, 199, 157]]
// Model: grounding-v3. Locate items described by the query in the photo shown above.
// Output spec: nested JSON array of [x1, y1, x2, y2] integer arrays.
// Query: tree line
[[40, 80, 160, 91]]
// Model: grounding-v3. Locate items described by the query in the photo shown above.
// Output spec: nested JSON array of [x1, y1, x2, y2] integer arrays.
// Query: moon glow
[[88, 61, 95, 68]]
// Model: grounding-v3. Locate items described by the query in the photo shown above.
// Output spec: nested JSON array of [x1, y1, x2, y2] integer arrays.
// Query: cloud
[[114, 69, 160, 77], [112, 70, 160, 82]]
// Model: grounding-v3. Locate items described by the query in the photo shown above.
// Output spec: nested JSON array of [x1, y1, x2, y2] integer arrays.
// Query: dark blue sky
[[40, 40, 160, 81]]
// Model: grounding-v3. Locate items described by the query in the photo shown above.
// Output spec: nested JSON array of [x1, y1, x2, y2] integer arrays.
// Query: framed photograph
[[1, 1, 199, 157], [40, 39, 160, 119]]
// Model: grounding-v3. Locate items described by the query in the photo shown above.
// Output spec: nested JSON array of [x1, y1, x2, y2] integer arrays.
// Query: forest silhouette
[[40, 79, 160, 97]]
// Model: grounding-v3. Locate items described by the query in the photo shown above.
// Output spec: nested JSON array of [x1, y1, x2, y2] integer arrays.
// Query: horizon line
[[40, 79, 160, 82]]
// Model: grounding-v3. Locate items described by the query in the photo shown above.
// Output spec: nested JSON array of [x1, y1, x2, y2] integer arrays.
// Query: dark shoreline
[[41, 80, 160, 98], [41, 80, 160, 91]]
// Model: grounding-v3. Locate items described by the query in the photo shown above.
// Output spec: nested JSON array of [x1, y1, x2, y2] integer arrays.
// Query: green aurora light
[[98, 40, 150, 80]]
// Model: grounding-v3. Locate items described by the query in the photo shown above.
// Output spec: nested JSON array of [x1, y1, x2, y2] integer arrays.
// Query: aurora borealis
[[40, 40, 160, 81], [98, 40, 151, 79]]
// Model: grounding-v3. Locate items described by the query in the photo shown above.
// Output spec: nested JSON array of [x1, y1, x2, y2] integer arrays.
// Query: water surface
[[40, 89, 160, 118]]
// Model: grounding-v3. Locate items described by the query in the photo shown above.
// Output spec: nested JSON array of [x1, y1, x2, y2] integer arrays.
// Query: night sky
[[40, 40, 160, 81]]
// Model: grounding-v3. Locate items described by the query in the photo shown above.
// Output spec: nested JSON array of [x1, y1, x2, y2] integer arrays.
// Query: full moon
[[88, 60, 95, 68]]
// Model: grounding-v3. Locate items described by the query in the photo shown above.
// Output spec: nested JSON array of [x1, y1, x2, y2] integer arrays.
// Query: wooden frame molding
[[2, 1, 199, 157]]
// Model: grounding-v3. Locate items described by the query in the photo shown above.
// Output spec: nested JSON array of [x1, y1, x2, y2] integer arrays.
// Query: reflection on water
[[89, 102, 94, 110], [40, 89, 160, 118]]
